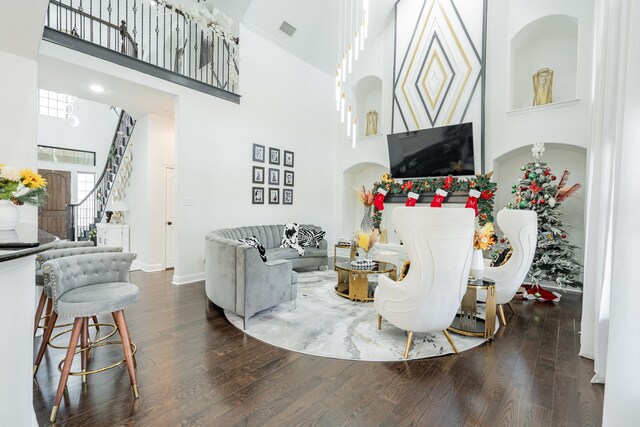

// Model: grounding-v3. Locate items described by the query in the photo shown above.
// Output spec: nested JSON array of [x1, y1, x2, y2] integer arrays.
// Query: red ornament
[[562, 233, 567, 238], [539, 198, 546, 204], [551, 175, 557, 181], [544, 170, 550, 176], [480, 190, 493, 200], [500, 238, 505, 243], [531, 199, 537, 204], [401, 180, 414, 191], [444, 175, 454, 190]]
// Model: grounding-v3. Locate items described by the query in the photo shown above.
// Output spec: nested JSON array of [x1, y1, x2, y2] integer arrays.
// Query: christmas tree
[[507, 143, 582, 289]]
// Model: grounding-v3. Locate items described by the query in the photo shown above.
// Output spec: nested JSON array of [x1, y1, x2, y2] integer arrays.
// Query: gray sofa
[[205, 224, 328, 328]]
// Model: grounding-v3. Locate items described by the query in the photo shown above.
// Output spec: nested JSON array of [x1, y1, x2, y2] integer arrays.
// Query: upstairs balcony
[[43, 0, 240, 102]]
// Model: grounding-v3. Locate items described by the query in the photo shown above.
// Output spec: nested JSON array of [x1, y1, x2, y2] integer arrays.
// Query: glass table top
[[334, 260, 396, 274]]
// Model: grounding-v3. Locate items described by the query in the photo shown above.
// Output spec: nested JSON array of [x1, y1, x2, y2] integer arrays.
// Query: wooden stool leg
[[43, 298, 53, 329], [80, 317, 88, 383], [34, 291, 47, 337], [34, 311, 58, 376], [120, 311, 137, 368], [113, 311, 138, 399], [377, 314, 382, 330], [50, 317, 83, 423], [92, 315, 100, 332]]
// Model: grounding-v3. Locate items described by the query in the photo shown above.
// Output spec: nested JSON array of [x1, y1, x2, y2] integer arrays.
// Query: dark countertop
[[0, 224, 59, 262]]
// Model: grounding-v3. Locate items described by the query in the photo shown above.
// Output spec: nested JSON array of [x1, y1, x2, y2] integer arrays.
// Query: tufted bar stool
[[39, 252, 140, 423], [34, 245, 123, 337]]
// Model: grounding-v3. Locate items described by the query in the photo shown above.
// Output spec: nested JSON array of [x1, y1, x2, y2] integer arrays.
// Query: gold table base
[[448, 283, 497, 341], [335, 265, 396, 303]]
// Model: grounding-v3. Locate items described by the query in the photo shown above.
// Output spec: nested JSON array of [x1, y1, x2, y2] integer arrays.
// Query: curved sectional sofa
[[205, 224, 328, 328]]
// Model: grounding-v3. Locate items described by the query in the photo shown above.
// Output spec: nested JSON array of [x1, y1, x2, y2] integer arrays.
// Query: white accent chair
[[483, 208, 538, 325], [374, 207, 475, 359]]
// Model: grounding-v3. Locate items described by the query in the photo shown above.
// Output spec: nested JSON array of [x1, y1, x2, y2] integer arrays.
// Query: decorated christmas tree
[[507, 143, 582, 293]]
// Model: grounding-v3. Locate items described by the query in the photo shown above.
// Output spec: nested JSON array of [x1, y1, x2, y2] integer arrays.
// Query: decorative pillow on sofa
[[280, 223, 305, 256], [238, 236, 267, 262], [298, 227, 326, 248]]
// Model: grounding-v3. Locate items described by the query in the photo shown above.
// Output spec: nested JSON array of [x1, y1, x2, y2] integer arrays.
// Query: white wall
[[36, 97, 117, 203], [123, 113, 175, 271], [0, 52, 39, 225], [173, 24, 338, 283]]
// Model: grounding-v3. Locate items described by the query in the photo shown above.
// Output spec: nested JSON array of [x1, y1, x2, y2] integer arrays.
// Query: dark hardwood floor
[[33, 270, 604, 426]]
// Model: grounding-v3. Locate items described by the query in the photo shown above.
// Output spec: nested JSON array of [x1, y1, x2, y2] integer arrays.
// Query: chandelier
[[336, 0, 369, 148]]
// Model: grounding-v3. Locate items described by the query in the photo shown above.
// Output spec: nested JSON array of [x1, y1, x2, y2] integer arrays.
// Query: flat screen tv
[[387, 122, 475, 179]]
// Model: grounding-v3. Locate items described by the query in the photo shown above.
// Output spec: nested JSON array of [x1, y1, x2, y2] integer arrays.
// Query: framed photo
[[283, 189, 293, 205], [269, 188, 280, 204], [284, 150, 294, 167], [252, 187, 264, 204], [284, 170, 294, 187], [269, 147, 281, 165], [252, 166, 264, 184], [253, 143, 265, 163], [268, 168, 280, 185]]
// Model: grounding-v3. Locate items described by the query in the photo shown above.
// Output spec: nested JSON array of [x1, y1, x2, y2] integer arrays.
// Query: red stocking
[[430, 189, 448, 207], [405, 191, 419, 207], [465, 189, 481, 216], [373, 187, 387, 211], [524, 284, 561, 302]]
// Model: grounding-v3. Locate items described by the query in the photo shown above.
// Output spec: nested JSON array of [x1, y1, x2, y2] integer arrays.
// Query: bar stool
[[38, 252, 140, 423], [34, 246, 123, 337]]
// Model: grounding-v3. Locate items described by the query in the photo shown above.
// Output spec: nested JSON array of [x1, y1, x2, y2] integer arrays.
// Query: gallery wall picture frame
[[268, 168, 280, 185], [284, 150, 294, 167], [253, 143, 265, 163], [269, 188, 280, 204], [269, 147, 281, 165], [283, 189, 293, 205], [284, 170, 294, 187], [252, 166, 265, 184], [252, 187, 264, 204]]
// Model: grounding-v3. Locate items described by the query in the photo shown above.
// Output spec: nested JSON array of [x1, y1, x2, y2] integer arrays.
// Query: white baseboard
[[171, 272, 205, 285], [131, 260, 164, 272]]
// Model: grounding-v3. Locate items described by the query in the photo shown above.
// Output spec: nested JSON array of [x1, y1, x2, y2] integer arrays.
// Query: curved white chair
[[483, 208, 538, 325], [374, 207, 475, 359]]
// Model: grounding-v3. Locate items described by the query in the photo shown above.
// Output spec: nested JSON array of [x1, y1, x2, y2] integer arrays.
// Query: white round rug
[[225, 270, 498, 361]]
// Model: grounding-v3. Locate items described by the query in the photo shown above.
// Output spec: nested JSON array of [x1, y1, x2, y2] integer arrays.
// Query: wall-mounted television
[[387, 122, 475, 179]]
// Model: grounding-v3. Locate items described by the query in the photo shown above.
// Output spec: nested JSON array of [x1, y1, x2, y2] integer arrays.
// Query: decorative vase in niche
[[0, 200, 20, 231], [470, 249, 484, 280], [365, 110, 378, 136], [361, 205, 374, 231], [533, 68, 554, 106]]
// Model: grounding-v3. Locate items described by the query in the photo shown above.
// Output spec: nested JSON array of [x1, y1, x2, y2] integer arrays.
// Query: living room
[[0, 0, 638, 425]]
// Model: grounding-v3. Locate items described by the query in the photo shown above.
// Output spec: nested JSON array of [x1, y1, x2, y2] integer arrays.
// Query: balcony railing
[[44, 0, 239, 100]]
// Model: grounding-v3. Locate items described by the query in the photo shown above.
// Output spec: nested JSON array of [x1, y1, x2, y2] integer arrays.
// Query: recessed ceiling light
[[89, 84, 105, 93]]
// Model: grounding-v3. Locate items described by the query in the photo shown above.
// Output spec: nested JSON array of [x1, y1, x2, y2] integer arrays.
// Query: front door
[[38, 169, 71, 239]]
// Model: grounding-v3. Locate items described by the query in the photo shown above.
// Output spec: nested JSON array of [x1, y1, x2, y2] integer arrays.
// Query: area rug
[[224, 270, 498, 361]]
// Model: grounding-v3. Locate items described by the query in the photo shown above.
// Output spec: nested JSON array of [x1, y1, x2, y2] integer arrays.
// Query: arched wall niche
[[353, 75, 383, 138], [493, 143, 587, 282], [510, 14, 579, 110], [341, 161, 388, 237]]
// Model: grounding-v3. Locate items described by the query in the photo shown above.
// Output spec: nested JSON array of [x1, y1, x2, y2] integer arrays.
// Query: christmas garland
[[371, 173, 497, 229]]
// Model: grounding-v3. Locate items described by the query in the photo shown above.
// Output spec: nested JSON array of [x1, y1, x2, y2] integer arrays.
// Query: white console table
[[96, 223, 130, 252]]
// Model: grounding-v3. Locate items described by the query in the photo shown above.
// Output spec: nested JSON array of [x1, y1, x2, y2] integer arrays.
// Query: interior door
[[38, 169, 71, 239], [165, 167, 175, 269]]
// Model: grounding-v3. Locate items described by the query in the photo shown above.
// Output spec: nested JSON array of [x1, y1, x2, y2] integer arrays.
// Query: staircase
[[67, 110, 136, 240]]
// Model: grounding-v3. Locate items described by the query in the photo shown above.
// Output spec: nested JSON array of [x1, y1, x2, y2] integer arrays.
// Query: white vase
[[470, 249, 484, 280], [0, 200, 20, 231]]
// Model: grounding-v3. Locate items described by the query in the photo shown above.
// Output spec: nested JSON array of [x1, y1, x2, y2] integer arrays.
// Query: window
[[37, 146, 95, 166], [77, 172, 96, 202], [39, 89, 75, 119]]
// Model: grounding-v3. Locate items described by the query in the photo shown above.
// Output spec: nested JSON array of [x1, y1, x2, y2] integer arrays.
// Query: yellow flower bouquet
[[355, 228, 379, 258], [474, 222, 496, 251], [0, 165, 47, 207]]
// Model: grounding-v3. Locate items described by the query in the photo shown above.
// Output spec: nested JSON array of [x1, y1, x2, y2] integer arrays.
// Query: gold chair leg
[[377, 314, 382, 330], [498, 305, 507, 326], [403, 331, 414, 359], [443, 330, 459, 354], [507, 301, 516, 314]]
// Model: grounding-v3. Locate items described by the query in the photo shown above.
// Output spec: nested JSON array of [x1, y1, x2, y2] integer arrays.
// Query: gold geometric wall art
[[392, 0, 486, 141]]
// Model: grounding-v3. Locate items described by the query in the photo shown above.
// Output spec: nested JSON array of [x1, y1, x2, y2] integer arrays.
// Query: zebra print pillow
[[238, 236, 267, 262], [281, 223, 305, 256], [298, 227, 326, 248]]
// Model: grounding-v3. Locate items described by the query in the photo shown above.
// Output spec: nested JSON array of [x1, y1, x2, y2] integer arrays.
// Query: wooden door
[[38, 169, 71, 239]]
